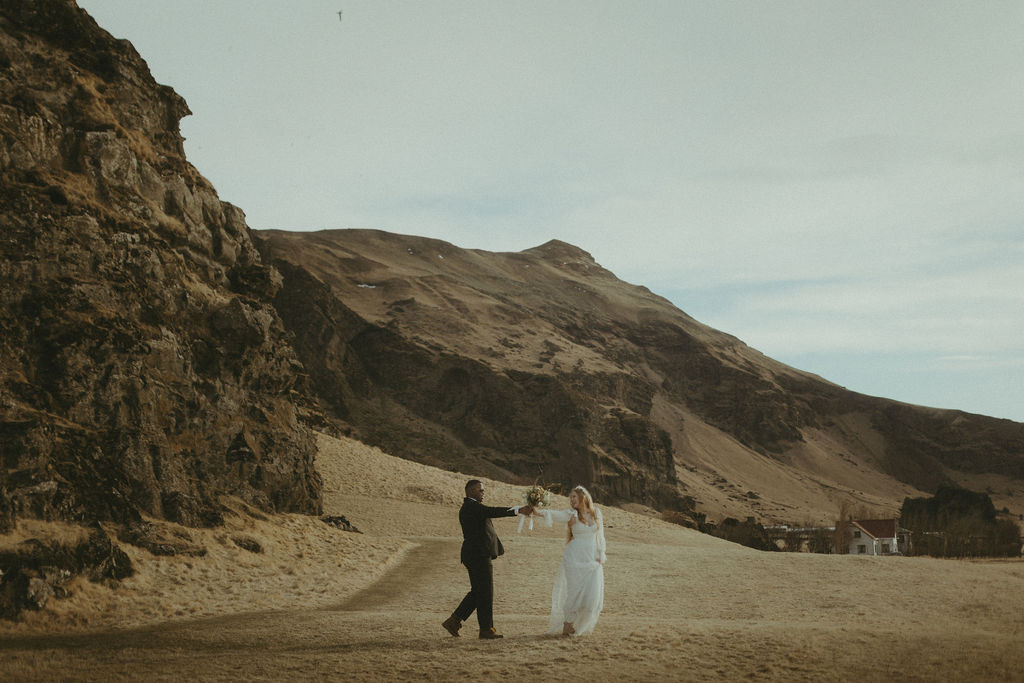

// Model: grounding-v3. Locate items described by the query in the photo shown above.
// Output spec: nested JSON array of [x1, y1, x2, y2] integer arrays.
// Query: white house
[[848, 519, 911, 555]]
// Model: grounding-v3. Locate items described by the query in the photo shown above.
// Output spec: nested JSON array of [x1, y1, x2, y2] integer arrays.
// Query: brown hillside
[[258, 228, 1024, 524]]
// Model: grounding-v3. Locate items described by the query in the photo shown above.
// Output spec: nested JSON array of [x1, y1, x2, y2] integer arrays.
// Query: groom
[[442, 479, 532, 640]]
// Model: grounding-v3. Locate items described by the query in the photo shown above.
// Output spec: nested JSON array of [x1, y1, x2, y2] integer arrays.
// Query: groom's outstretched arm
[[480, 503, 527, 518]]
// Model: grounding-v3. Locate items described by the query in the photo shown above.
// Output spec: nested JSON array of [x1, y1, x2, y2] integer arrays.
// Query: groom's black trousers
[[454, 556, 494, 630]]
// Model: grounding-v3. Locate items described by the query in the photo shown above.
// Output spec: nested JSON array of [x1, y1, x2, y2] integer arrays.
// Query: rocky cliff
[[0, 0, 321, 532], [258, 229, 1024, 523]]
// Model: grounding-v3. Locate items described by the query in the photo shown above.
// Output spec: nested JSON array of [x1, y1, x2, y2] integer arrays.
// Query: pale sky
[[79, 1, 1024, 422]]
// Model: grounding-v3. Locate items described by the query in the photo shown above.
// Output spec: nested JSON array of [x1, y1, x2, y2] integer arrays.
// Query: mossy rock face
[[0, 0, 321, 529]]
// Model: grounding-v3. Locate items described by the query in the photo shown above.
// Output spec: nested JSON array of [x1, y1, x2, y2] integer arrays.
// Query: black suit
[[453, 497, 517, 630]]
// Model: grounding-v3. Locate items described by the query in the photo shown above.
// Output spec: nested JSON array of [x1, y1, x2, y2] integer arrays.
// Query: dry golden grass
[[0, 500, 408, 635], [1, 431, 1023, 681]]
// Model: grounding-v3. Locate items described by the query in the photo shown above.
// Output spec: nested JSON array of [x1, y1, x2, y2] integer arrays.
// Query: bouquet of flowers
[[523, 484, 551, 508], [517, 484, 551, 532]]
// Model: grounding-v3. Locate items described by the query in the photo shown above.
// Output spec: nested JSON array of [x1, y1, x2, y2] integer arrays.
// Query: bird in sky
[[337, 10, 343, 22]]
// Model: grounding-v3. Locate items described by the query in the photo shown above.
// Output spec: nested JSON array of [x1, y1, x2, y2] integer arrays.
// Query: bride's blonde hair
[[567, 486, 599, 543]]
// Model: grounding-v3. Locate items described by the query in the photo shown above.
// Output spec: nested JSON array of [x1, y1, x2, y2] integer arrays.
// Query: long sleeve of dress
[[540, 508, 576, 526], [595, 509, 607, 564]]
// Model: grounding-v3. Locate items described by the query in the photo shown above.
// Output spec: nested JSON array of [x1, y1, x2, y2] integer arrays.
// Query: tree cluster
[[701, 517, 778, 552], [899, 485, 1022, 558]]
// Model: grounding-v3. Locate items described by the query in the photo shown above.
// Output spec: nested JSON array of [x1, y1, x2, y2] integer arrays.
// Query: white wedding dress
[[539, 508, 606, 636]]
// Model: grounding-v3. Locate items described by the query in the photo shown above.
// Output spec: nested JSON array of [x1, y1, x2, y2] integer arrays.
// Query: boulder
[[118, 521, 207, 557], [0, 526, 134, 619], [0, 569, 55, 618], [321, 515, 361, 534], [230, 536, 263, 553]]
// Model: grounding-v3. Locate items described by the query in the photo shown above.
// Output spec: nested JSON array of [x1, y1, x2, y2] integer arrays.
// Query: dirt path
[[0, 539, 450, 656], [340, 537, 457, 613]]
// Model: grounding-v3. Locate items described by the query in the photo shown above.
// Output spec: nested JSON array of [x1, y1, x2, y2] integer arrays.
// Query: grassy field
[[1, 432, 1022, 681]]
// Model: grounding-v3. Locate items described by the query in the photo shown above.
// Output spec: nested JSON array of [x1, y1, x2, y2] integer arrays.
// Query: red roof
[[853, 519, 897, 539]]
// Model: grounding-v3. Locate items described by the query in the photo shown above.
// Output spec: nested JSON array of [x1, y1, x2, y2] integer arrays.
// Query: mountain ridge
[[256, 228, 1024, 524]]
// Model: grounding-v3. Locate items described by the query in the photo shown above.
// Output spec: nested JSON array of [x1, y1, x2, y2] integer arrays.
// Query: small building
[[848, 519, 911, 555]]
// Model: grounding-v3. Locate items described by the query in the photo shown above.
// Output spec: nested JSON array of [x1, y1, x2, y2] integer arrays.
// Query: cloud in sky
[[79, 0, 1024, 420]]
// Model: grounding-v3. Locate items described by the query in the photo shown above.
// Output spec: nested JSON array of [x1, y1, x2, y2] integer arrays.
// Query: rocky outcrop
[[321, 515, 360, 533], [0, 526, 133, 619], [0, 0, 321, 528], [118, 520, 207, 557]]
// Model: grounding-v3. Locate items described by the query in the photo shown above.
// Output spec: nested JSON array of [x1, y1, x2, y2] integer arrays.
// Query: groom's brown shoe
[[441, 616, 461, 637], [478, 628, 504, 639]]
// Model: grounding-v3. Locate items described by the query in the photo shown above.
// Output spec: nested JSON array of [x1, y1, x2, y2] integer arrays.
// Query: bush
[[702, 517, 778, 552]]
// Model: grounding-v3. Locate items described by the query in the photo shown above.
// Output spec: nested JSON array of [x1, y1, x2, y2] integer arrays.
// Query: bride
[[535, 485, 606, 636]]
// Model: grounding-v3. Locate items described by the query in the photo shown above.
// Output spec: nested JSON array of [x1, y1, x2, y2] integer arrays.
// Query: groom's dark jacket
[[459, 497, 517, 565]]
